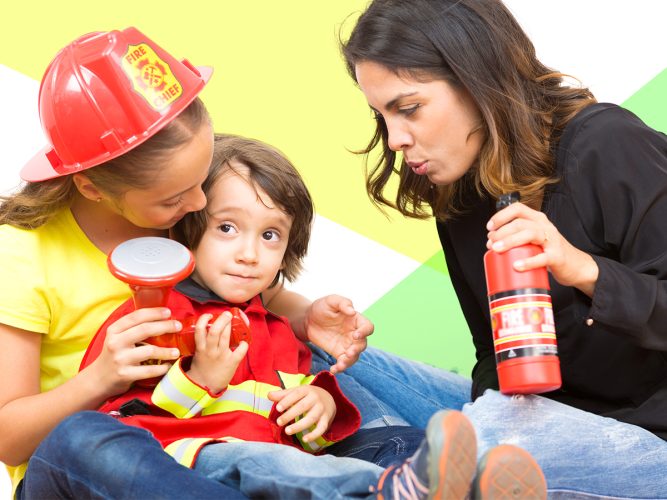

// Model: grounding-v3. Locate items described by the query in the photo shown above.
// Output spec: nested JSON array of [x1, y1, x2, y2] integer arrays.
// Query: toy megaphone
[[108, 237, 251, 355]]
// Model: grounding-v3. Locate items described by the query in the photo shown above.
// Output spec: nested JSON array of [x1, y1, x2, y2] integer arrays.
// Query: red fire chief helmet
[[21, 27, 213, 182]]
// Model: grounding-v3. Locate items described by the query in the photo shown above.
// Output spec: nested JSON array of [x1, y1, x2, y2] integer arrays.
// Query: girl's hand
[[188, 312, 248, 393], [486, 202, 598, 296], [268, 385, 336, 443], [303, 295, 374, 374], [93, 307, 183, 396]]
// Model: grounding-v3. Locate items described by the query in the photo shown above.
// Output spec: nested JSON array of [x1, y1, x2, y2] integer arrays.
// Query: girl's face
[[117, 124, 213, 229], [191, 163, 292, 304], [355, 61, 484, 186]]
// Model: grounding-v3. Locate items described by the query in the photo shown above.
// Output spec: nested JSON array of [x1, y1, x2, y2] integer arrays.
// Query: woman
[[0, 27, 370, 499], [316, 0, 667, 497]]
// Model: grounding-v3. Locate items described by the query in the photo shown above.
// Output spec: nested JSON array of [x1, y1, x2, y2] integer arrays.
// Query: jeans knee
[[42, 411, 154, 465], [46, 411, 105, 453]]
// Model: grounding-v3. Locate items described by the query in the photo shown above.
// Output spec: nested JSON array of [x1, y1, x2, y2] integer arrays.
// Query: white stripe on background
[[284, 214, 422, 311], [0, 64, 42, 194]]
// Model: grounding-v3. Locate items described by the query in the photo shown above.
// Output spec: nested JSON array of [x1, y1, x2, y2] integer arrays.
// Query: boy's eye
[[219, 223, 236, 234], [262, 230, 279, 241]]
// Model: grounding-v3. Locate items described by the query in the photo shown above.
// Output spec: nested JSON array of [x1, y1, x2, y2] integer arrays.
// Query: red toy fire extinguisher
[[483, 192, 561, 394], [107, 236, 251, 356]]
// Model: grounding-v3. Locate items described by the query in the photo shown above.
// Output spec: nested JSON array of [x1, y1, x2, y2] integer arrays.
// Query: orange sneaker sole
[[429, 410, 477, 500], [474, 444, 547, 500]]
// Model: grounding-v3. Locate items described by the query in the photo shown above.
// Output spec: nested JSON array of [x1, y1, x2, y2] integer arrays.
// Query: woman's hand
[[486, 202, 599, 296], [303, 295, 374, 374], [188, 312, 249, 393], [92, 307, 183, 396], [268, 385, 336, 443]]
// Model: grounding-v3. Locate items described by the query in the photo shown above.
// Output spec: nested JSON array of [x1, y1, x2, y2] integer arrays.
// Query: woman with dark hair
[[306, 0, 667, 497]]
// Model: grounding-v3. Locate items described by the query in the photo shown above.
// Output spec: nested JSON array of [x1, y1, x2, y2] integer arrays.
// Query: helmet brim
[[20, 65, 214, 183], [19, 146, 62, 183]]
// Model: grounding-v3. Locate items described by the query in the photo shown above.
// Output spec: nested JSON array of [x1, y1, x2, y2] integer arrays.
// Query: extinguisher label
[[489, 290, 557, 363], [122, 43, 184, 111]]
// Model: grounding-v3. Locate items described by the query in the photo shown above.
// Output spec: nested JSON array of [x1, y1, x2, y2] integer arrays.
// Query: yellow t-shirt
[[0, 208, 131, 491]]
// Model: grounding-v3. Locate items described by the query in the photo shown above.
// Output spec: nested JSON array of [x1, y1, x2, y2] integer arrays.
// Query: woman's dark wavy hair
[[342, 0, 595, 220]]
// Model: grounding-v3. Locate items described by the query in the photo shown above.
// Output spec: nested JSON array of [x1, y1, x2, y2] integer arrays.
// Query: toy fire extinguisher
[[108, 237, 251, 356], [483, 192, 561, 394]]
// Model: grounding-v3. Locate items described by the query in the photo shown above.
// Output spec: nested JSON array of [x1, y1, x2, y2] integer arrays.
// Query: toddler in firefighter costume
[[81, 132, 365, 465], [80, 133, 489, 499]]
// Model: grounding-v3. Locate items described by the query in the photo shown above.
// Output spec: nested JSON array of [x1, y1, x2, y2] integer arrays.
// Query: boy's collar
[[175, 277, 265, 310], [175, 277, 233, 305]]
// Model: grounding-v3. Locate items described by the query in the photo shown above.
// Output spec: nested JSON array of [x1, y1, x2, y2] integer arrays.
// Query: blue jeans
[[327, 425, 425, 468], [17, 411, 424, 500], [17, 411, 247, 500], [313, 345, 667, 499], [193, 423, 425, 498], [195, 442, 382, 499], [310, 344, 470, 428]]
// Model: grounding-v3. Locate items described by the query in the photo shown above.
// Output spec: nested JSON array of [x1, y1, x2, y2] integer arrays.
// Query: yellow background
[[0, 0, 440, 262]]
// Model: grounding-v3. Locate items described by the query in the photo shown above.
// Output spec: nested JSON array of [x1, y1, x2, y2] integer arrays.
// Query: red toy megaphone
[[108, 237, 251, 355]]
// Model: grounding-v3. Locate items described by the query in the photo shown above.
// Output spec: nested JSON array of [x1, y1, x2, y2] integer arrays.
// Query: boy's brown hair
[[173, 133, 314, 286]]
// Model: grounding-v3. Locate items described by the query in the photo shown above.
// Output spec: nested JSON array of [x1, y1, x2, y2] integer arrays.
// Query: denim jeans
[[313, 345, 667, 499], [17, 410, 424, 500], [195, 442, 383, 499], [310, 343, 471, 429], [17, 411, 247, 500], [193, 422, 425, 498], [327, 425, 425, 468]]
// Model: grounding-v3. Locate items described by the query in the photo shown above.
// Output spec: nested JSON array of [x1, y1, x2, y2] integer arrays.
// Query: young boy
[[80, 134, 540, 499], [82, 133, 363, 457]]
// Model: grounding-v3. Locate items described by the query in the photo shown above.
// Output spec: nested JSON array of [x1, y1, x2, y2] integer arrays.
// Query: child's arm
[[265, 289, 374, 374]]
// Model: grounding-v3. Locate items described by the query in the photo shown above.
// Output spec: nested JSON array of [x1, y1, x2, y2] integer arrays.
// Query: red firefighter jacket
[[79, 279, 361, 467]]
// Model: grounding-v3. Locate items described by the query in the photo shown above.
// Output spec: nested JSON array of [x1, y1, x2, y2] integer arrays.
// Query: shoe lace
[[391, 459, 429, 500]]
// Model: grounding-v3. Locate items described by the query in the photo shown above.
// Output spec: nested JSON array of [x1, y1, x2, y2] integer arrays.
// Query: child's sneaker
[[472, 444, 547, 499], [375, 409, 477, 499]]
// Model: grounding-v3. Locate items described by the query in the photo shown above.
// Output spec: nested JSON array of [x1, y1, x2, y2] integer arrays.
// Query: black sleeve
[[437, 222, 499, 399], [564, 106, 667, 350]]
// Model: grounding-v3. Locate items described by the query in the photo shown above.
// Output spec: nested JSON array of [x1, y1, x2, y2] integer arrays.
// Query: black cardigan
[[439, 103, 667, 440]]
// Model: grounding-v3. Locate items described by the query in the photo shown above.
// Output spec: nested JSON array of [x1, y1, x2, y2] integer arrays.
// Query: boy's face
[[191, 163, 292, 304]]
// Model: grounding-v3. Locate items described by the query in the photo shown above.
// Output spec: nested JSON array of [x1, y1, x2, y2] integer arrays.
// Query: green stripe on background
[[622, 67, 667, 133], [363, 253, 475, 376]]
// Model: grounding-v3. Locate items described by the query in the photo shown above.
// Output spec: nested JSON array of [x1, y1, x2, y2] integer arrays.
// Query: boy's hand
[[188, 312, 248, 393], [304, 295, 374, 374], [268, 385, 336, 443]]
